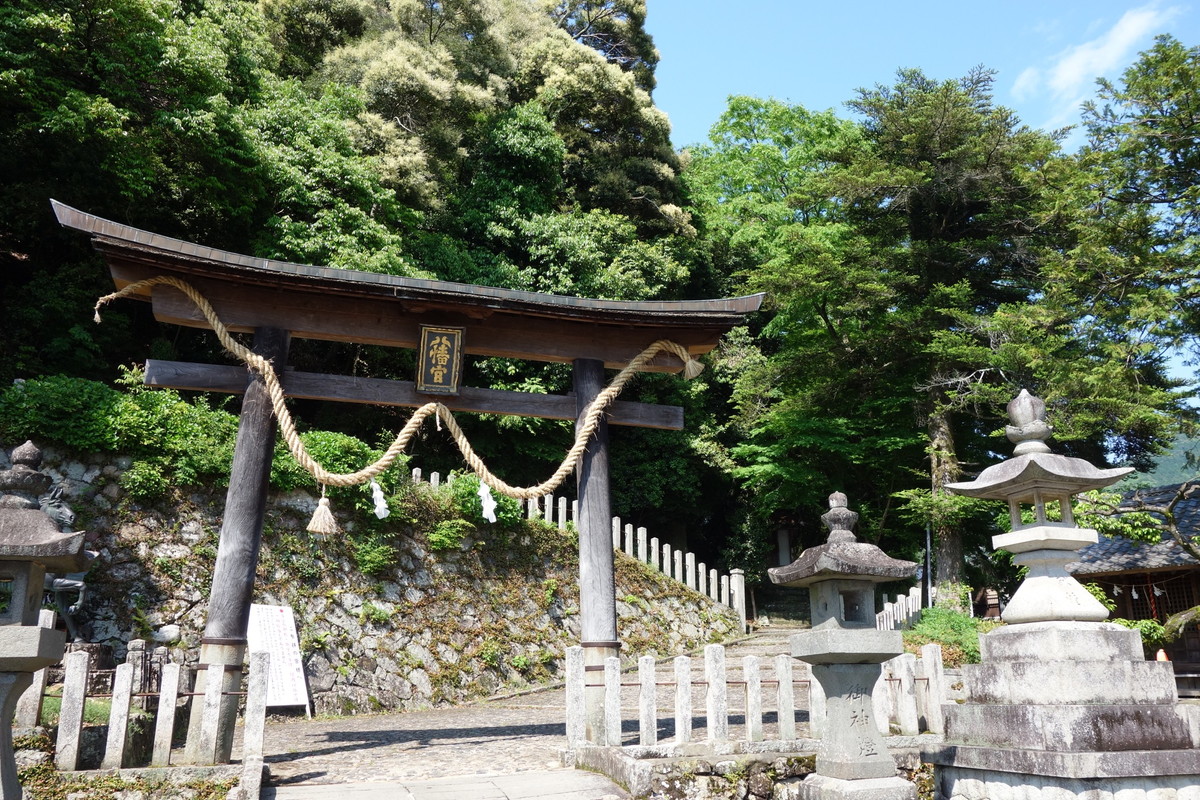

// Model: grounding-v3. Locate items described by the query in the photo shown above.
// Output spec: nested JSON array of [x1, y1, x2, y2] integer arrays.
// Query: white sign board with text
[[247, 604, 310, 711]]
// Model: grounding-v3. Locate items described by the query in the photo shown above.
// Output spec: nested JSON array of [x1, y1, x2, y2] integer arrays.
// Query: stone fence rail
[[411, 468, 748, 631], [16, 626, 269, 795], [564, 641, 946, 748]]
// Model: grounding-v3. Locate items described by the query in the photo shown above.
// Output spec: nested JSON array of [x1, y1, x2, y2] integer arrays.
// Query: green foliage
[[1084, 582, 1117, 613], [903, 607, 1000, 667], [352, 535, 397, 577], [478, 639, 503, 667], [0, 371, 239, 499], [540, 578, 559, 608], [359, 602, 391, 624], [428, 519, 474, 552], [0, 376, 123, 451], [450, 474, 523, 528]]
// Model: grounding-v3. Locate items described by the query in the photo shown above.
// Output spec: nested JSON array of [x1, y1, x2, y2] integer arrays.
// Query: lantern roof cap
[[946, 390, 1132, 500]]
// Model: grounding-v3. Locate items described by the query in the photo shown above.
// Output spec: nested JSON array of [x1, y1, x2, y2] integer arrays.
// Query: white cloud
[[1007, 2, 1180, 139], [1045, 3, 1180, 101], [1011, 66, 1041, 102]]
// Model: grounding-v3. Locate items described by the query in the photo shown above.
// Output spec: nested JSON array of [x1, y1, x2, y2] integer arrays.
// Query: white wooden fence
[[17, 631, 269, 795], [564, 642, 946, 747], [412, 469, 748, 630], [876, 586, 925, 631]]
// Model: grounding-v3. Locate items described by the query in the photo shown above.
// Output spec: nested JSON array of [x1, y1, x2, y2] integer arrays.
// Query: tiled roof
[[1067, 485, 1200, 576]]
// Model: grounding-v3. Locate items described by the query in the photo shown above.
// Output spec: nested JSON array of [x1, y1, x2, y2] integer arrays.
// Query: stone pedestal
[[932, 391, 1200, 799], [0, 672, 33, 800], [792, 629, 916, 800], [925, 616, 1200, 797]]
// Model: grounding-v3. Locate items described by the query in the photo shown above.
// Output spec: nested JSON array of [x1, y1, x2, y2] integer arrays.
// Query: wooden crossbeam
[[145, 360, 684, 430]]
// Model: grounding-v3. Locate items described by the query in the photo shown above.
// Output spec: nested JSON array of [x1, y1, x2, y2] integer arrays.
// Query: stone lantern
[[0, 442, 89, 800], [925, 392, 1200, 799], [768, 492, 918, 800], [944, 390, 1132, 624]]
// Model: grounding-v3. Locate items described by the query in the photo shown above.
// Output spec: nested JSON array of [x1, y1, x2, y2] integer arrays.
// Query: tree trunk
[[929, 407, 965, 594]]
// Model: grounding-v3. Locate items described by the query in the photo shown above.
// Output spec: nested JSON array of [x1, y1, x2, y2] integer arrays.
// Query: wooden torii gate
[[53, 200, 762, 755]]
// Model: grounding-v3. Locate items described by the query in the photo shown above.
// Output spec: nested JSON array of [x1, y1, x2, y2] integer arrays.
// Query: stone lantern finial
[[1006, 389, 1052, 455], [821, 492, 858, 543]]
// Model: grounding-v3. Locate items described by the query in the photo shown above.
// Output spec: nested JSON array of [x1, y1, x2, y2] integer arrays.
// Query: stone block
[[927, 746, 1200, 781], [960, 660, 1177, 705], [942, 703, 1193, 752], [798, 773, 916, 800], [0, 626, 66, 672], [979, 622, 1142, 663], [992, 524, 1097, 554], [792, 629, 903, 665]]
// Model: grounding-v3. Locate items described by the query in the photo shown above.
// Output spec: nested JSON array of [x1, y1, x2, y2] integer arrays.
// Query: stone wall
[[2, 441, 741, 715]]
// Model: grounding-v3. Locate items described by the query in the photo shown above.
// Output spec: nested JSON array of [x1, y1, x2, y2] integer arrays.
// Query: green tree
[[544, 0, 658, 91], [688, 73, 1186, 588]]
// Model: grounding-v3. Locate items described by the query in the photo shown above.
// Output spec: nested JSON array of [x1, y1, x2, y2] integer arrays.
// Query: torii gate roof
[[53, 201, 763, 373]]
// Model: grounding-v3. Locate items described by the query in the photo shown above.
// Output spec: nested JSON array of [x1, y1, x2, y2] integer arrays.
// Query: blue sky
[[645, 0, 1194, 151]]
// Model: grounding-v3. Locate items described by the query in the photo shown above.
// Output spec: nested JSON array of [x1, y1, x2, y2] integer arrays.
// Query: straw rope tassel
[[308, 490, 340, 537], [95, 276, 705, 527]]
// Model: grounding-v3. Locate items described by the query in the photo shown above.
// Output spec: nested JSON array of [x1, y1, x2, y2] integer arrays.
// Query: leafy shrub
[[478, 640, 503, 667], [903, 607, 1001, 667], [0, 371, 241, 499], [353, 535, 396, 577], [119, 460, 170, 500], [428, 519, 473, 551], [0, 376, 123, 451], [450, 473, 522, 527], [359, 602, 391, 624]]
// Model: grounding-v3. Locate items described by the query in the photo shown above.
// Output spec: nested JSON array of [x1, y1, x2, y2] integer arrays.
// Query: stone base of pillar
[[779, 773, 916, 800], [933, 765, 1200, 800], [582, 643, 618, 745], [182, 640, 246, 765]]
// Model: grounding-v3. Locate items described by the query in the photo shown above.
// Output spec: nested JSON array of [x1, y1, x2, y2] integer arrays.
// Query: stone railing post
[[101, 662, 135, 769], [704, 644, 727, 742], [604, 657, 621, 747], [893, 653, 920, 735], [638, 655, 656, 745], [55, 650, 90, 771], [731, 568, 747, 632], [14, 609, 56, 727], [920, 643, 945, 734], [152, 663, 186, 766], [674, 655, 692, 744], [240, 650, 271, 799], [775, 654, 796, 740], [744, 655, 763, 741], [565, 646, 586, 746]]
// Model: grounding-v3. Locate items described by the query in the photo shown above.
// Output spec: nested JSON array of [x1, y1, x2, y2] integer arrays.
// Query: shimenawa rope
[[94, 276, 704, 535]]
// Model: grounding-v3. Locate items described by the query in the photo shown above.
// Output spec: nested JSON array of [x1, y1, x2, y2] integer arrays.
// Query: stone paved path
[[259, 626, 806, 800]]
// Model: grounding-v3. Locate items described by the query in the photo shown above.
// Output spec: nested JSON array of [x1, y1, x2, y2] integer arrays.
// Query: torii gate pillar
[[574, 358, 618, 741], [184, 327, 289, 763]]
